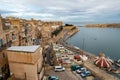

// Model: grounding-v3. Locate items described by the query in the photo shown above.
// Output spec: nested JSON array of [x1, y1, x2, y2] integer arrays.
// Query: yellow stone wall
[[7, 47, 43, 80]]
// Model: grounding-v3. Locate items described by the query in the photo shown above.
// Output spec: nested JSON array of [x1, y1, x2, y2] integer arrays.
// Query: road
[[45, 68, 83, 80]]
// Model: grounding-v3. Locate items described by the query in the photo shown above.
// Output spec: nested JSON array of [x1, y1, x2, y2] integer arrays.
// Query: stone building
[[7, 45, 44, 80], [41, 21, 63, 46], [19, 19, 40, 46], [10, 18, 20, 46], [0, 16, 42, 80], [0, 15, 63, 79], [0, 15, 11, 80]]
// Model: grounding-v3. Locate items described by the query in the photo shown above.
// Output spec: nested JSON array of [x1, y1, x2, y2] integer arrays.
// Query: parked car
[[71, 64, 83, 71], [71, 64, 77, 71], [46, 76, 59, 80], [76, 69, 82, 74], [54, 66, 65, 72], [80, 67, 87, 72], [74, 55, 81, 61], [85, 70, 91, 76], [76, 65, 82, 70], [80, 73, 87, 78]]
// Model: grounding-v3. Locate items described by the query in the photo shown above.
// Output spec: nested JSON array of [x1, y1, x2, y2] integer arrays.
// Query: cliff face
[[85, 23, 120, 28]]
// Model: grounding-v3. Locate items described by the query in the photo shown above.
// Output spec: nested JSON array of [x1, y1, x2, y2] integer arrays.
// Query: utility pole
[[82, 38, 85, 50], [81, 38, 85, 55]]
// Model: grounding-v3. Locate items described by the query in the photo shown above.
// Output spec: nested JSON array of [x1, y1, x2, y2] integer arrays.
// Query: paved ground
[[84, 62, 118, 80], [45, 68, 83, 80]]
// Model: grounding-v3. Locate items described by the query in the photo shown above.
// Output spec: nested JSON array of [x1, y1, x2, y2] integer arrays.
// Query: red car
[[74, 55, 81, 61]]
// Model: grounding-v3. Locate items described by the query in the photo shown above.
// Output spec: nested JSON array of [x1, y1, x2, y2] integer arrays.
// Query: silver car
[[54, 66, 65, 72]]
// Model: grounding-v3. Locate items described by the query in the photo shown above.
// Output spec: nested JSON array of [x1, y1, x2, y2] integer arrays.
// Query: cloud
[[0, 0, 120, 23], [0, 9, 17, 14]]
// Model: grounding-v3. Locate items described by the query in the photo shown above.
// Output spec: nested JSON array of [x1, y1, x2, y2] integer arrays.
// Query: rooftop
[[7, 45, 40, 53]]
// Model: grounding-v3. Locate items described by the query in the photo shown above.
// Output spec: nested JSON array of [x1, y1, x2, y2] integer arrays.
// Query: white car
[[54, 66, 65, 72], [76, 69, 82, 74]]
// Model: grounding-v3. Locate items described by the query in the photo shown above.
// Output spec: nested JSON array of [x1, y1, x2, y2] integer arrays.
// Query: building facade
[[7, 45, 44, 80], [0, 15, 63, 79], [0, 15, 11, 80]]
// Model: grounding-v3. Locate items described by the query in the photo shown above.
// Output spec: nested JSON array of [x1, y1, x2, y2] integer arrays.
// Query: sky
[[0, 0, 120, 24]]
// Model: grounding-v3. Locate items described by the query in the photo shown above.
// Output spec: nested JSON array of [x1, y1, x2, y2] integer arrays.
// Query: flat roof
[[7, 45, 40, 53]]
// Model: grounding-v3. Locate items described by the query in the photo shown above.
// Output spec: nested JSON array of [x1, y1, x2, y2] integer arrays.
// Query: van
[[54, 66, 65, 72]]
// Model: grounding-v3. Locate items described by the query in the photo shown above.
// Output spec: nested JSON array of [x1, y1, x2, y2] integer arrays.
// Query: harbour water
[[67, 27, 120, 60]]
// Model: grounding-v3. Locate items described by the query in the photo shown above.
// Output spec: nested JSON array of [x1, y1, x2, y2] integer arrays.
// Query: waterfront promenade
[[53, 26, 119, 80], [84, 62, 118, 80]]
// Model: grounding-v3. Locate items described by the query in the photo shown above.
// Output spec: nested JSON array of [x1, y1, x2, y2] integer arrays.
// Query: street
[[45, 68, 83, 80]]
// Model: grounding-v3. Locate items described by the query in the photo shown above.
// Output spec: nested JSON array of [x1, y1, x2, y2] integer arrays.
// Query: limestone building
[[0, 15, 11, 80], [7, 45, 44, 80]]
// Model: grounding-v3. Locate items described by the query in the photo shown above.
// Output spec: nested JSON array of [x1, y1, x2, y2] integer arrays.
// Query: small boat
[[115, 59, 120, 67], [107, 57, 114, 63], [116, 63, 120, 67], [74, 46, 80, 49], [117, 59, 120, 62]]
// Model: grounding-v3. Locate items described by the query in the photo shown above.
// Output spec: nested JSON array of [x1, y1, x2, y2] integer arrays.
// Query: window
[[12, 33, 16, 40], [6, 34, 9, 44], [2, 53, 5, 58], [0, 39, 3, 47]]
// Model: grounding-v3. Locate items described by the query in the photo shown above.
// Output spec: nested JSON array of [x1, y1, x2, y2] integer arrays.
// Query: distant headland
[[85, 23, 120, 28]]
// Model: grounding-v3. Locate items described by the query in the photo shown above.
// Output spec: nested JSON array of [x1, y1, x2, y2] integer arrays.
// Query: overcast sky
[[0, 0, 120, 23]]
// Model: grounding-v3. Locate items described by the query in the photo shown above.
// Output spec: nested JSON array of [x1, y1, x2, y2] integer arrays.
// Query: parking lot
[[45, 68, 83, 80]]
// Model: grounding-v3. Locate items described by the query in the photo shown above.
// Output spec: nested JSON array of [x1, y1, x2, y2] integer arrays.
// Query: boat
[[115, 59, 120, 67], [117, 59, 120, 62], [107, 57, 114, 63]]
